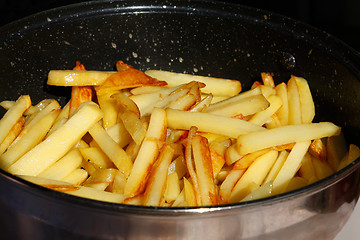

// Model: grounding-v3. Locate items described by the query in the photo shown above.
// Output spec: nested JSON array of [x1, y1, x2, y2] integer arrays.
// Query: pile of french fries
[[0, 60, 359, 206]]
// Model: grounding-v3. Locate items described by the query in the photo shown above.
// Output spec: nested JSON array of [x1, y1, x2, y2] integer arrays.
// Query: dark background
[[1, 0, 360, 52]]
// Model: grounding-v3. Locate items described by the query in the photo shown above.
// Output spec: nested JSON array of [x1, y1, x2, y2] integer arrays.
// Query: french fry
[[164, 172, 181, 203], [145, 70, 241, 97], [263, 150, 289, 183], [229, 150, 278, 203], [337, 144, 360, 171], [192, 135, 218, 206], [248, 95, 282, 126], [7, 101, 103, 176], [309, 138, 327, 162], [183, 177, 197, 206], [261, 72, 275, 87], [275, 82, 289, 126], [219, 169, 245, 204], [298, 153, 318, 183], [69, 86, 93, 116], [225, 143, 242, 165], [47, 70, 116, 86], [287, 75, 302, 125], [79, 147, 115, 169], [95, 62, 167, 96], [14, 99, 60, 144], [233, 149, 271, 170], [62, 168, 88, 185], [38, 149, 83, 180], [0, 95, 31, 145], [124, 107, 167, 198], [88, 122, 133, 177], [241, 181, 273, 202], [237, 122, 340, 155], [20, 175, 125, 203], [0, 116, 25, 155], [168, 155, 188, 179], [0, 109, 60, 170], [207, 94, 269, 118], [106, 122, 132, 148], [294, 76, 315, 124], [206, 87, 262, 112], [143, 144, 175, 206], [166, 108, 265, 139], [97, 91, 120, 129], [112, 92, 147, 145], [272, 141, 311, 194]]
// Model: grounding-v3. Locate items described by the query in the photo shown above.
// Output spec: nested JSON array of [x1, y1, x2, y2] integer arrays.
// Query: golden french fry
[[275, 82, 289, 126], [237, 122, 340, 155], [298, 153, 317, 183], [183, 177, 197, 206], [112, 92, 146, 145], [124, 107, 167, 198], [97, 91, 120, 129], [233, 149, 271, 170], [168, 155, 187, 179], [166, 108, 265, 139], [0, 116, 25, 155], [164, 172, 181, 203], [261, 72, 275, 87], [219, 169, 245, 204], [20, 175, 125, 203], [241, 181, 273, 202], [38, 149, 83, 180], [294, 76, 315, 123], [263, 150, 289, 183], [312, 155, 334, 180], [88, 122, 133, 177], [79, 147, 115, 169], [287, 75, 302, 125], [0, 109, 60, 170], [62, 168, 88, 185], [47, 70, 115, 86], [106, 122, 132, 148], [0, 95, 31, 145], [224, 143, 242, 165], [143, 144, 175, 206], [192, 135, 218, 206], [145, 70, 241, 97], [309, 138, 327, 162], [248, 95, 282, 126], [69, 86, 93, 116], [7, 101, 103, 176], [229, 150, 278, 203], [208, 94, 269, 118], [272, 141, 311, 194]]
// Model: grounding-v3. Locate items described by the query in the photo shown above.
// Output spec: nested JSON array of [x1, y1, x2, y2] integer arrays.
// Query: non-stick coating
[[0, 0, 360, 239]]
